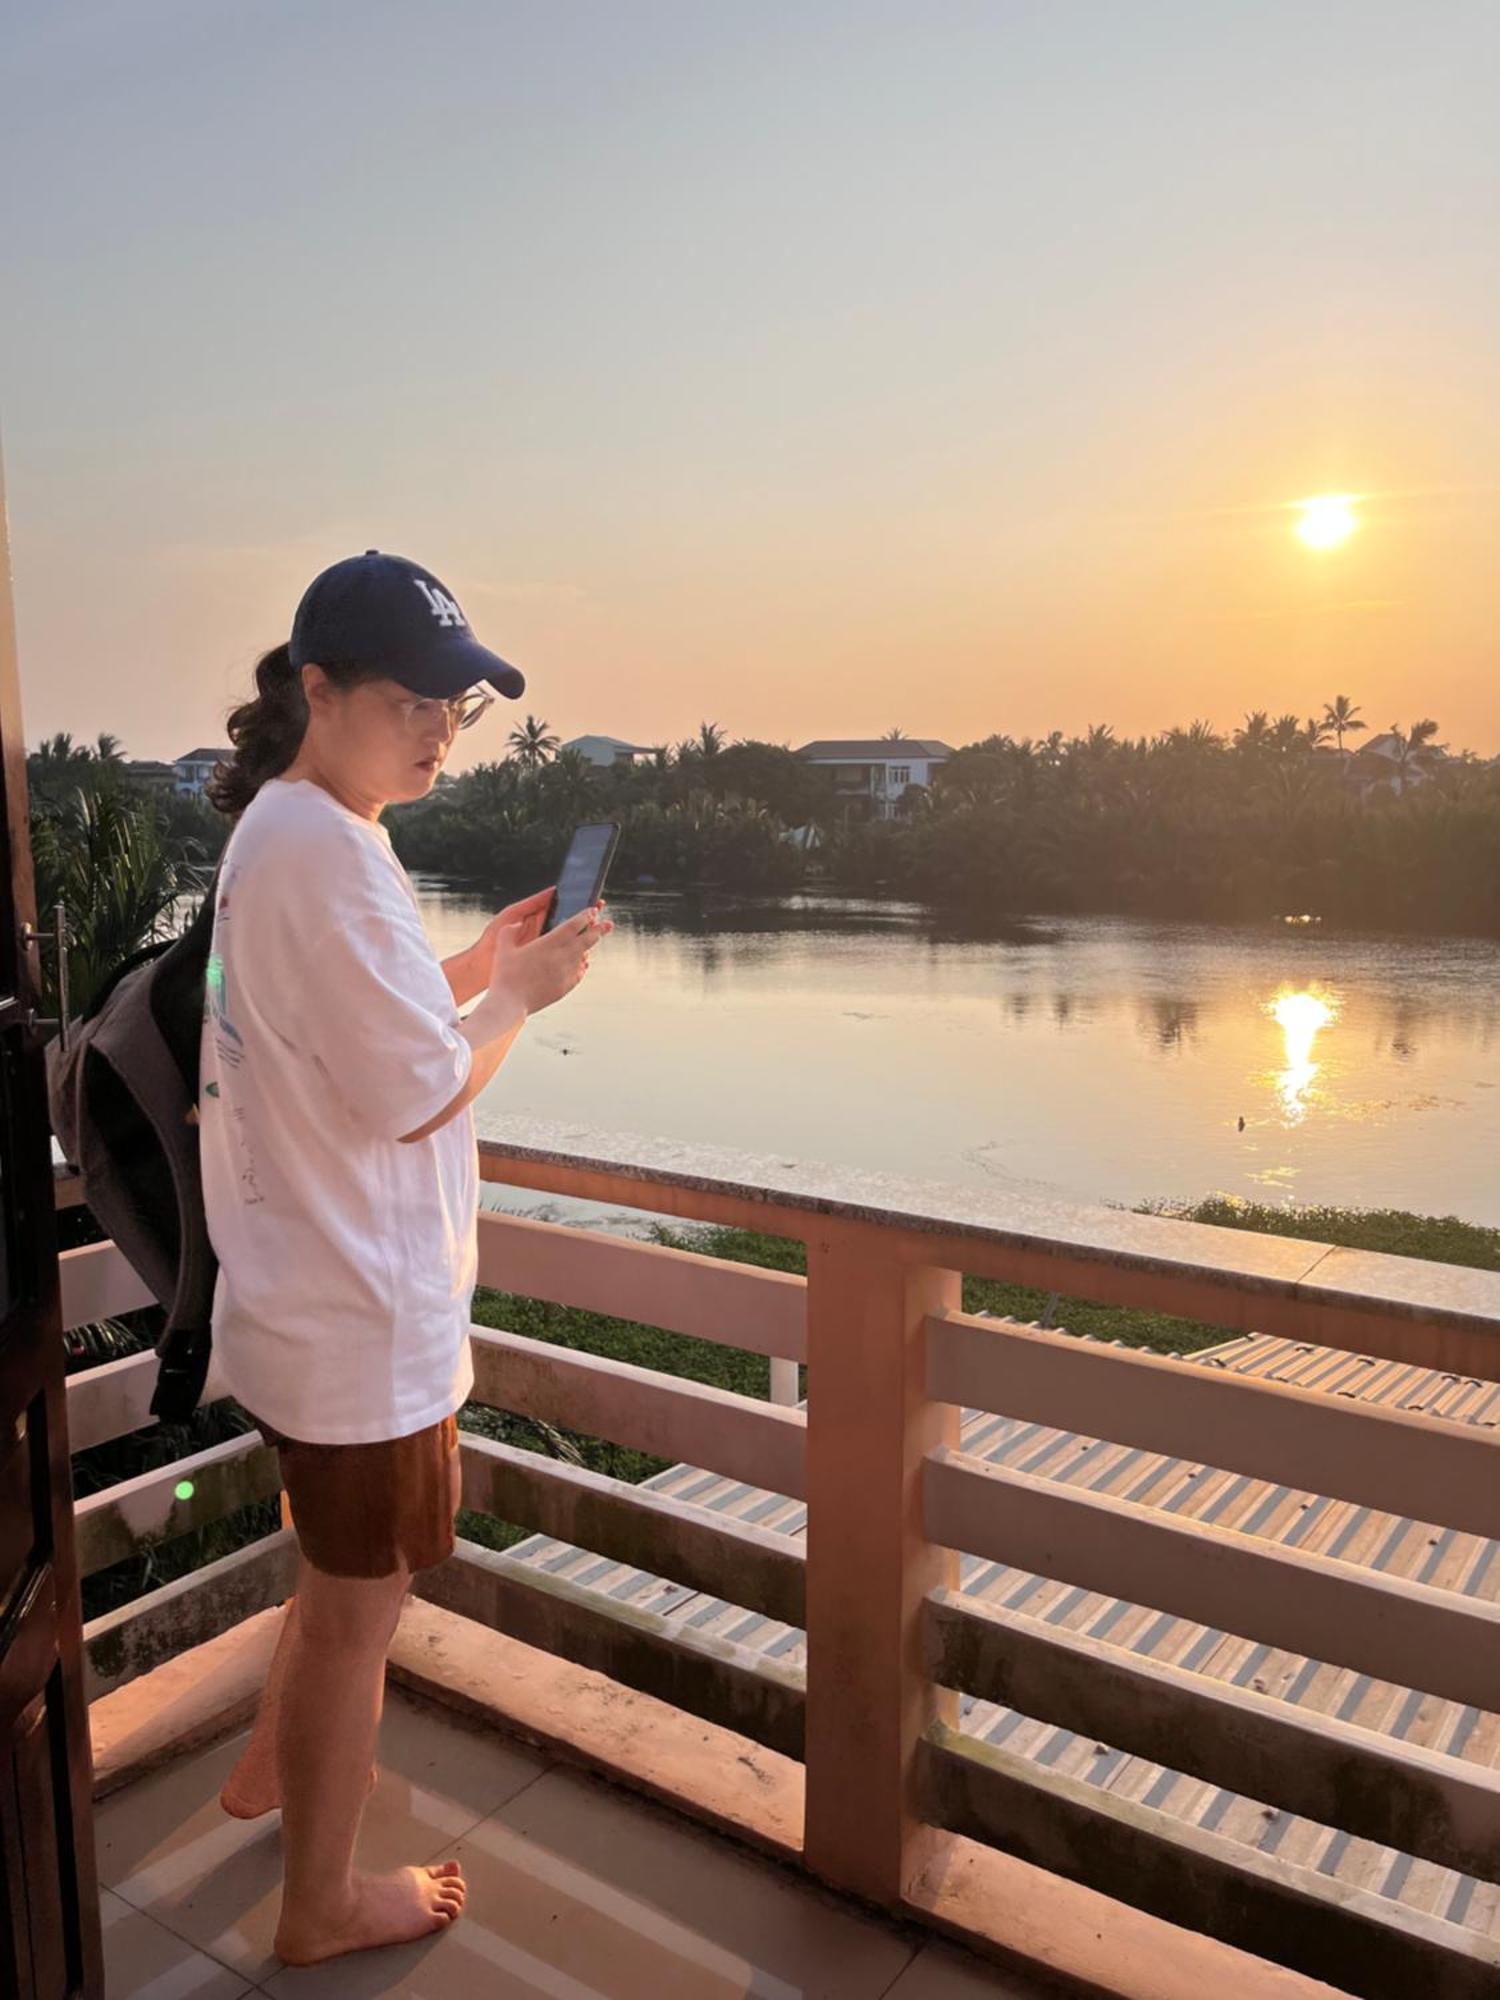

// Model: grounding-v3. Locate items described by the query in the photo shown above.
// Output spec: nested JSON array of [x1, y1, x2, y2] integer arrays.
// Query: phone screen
[[545, 822, 619, 932]]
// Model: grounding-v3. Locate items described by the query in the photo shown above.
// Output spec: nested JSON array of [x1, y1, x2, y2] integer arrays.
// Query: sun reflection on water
[[1268, 987, 1339, 1121]]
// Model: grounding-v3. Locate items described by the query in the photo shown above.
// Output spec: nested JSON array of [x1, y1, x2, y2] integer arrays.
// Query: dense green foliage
[[387, 707, 1500, 934], [27, 734, 225, 1015], [388, 730, 821, 897], [35, 701, 1500, 935], [878, 723, 1500, 932]]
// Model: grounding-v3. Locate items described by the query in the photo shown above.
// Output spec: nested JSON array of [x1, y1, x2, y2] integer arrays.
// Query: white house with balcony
[[794, 737, 956, 820], [172, 747, 232, 797], [562, 734, 662, 769], [1347, 729, 1451, 797]]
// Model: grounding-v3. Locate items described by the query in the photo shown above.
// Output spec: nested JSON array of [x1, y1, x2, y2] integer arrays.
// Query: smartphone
[[542, 821, 620, 934]]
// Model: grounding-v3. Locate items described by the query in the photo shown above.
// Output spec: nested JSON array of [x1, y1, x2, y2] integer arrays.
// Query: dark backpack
[[46, 869, 222, 1424]]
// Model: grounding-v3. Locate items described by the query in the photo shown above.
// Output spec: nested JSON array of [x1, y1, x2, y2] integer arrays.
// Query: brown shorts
[[244, 1408, 461, 1579]]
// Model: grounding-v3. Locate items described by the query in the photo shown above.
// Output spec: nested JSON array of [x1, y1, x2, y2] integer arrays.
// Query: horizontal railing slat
[[458, 1434, 805, 1626], [59, 1242, 155, 1332], [925, 1585, 1500, 1880], [468, 1324, 806, 1499], [920, 1724, 1500, 2000], [65, 1349, 237, 1451], [66, 1351, 161, 1450], [925, 1445, 1500, 1714], [476, 1130, 1500, 1375], [74, 1435, 281, 1578], [412, 1536, 804, 1758], [928, 1307, 1500, 1540], [476, 1210, 806, 1362], [81, 1529, 297, 1702]]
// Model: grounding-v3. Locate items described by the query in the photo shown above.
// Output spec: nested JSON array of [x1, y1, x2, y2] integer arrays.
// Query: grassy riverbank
[[455, 1195, 1500, 1550]]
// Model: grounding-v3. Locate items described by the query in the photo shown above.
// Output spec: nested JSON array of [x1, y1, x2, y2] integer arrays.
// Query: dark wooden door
[[0, 458, 103, 1997]]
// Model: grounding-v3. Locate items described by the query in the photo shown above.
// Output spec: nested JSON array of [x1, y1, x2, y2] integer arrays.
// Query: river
[[413, 882, 1500, 1233]]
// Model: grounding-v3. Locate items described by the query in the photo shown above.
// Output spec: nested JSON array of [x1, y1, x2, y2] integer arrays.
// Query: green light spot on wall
[[175, 1480, 196, 1501]]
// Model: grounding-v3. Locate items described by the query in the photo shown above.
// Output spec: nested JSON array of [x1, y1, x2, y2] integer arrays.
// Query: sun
[[1294, 493, 1359, 550]]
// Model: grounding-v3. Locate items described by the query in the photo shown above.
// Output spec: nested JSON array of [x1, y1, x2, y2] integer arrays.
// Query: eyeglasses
[[392, 688, 495, 734]]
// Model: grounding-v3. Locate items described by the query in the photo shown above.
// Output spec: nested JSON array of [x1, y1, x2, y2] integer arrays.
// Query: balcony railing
[[58, 1121, 1500, 1998]]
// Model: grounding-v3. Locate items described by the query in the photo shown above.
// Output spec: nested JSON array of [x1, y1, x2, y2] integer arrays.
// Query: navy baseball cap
[[289, 551, 526, 700]]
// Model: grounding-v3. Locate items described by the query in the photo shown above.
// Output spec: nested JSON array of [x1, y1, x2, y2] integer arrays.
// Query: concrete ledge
[[475, 1123, 1500, 1369], [388, 1597, 1352, 2000], [87, 1601, 285, 1800], [904, 1827, 1355, 2000], [386, 1595, 803, 1864]]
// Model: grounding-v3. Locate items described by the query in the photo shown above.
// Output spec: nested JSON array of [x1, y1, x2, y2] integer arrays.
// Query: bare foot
[[273, 1862, 466, 1965], [220, 1757, 377, 1820]]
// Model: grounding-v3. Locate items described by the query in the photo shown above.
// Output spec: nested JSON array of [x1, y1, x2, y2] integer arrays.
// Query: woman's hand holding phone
[[482, 893, 612, 1025], [401, 891, 611, 1142]]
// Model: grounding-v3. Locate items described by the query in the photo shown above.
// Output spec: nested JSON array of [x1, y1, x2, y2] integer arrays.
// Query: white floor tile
[[263, 1765, 914, 2000], [882, 1939, 1051, 1996], [100, 1887, 253, 2000], [93, 1689, 551, 1981]]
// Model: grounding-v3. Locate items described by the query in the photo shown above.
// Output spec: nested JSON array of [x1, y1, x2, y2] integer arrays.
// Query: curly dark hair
[[207, 646, 384, 816]]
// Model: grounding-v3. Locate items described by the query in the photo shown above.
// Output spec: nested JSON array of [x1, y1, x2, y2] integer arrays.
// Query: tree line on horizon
[[389, 696, 1499, 935], [21, 691, 1500, 1019]]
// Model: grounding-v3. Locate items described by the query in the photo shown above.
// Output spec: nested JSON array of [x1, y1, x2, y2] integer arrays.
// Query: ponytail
[[208, 645, 383, 817], [207, 644, 306, 816]]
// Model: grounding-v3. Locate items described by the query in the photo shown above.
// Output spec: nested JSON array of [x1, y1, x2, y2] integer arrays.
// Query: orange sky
[[4, 4, 1495, 766]]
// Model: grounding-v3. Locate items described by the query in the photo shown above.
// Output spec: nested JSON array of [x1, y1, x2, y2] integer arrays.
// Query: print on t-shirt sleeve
[[290, 899, 474, 1142], [202, 861, 266, 1204], [205, 863, 245, 1076]]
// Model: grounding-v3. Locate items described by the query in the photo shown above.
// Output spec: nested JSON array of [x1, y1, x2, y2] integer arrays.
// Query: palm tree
[[30, 786, 200, 1019], [95, 732, 126, 764], [507, 715, 560, 771], [696, 721, 726, 759], [1268, 713, 1305, 755], [1384, 719, 1447, 796], [881, 727, 908, 742], [36, 731, 82, 767], [1234, 711, 1272, 755], [1320, 695, 1366, 754], [537, 746, 601, 819]]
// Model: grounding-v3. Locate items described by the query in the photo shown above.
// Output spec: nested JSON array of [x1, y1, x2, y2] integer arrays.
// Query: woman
[[197, 550, 612, 1967]]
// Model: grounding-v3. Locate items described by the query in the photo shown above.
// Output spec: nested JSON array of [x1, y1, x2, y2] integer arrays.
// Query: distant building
[[1349, 731, 1448, 797], [126, 759, 178, 789], [173, 748, 232, 797], [794, 738, 956, 821], [562, 734, 661, 770]]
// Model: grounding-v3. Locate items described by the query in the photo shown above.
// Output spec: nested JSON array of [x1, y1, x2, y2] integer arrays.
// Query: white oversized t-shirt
[[199, 776, 478, 1443]]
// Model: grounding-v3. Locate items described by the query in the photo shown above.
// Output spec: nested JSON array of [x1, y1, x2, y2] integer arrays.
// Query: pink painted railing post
[[802, 1219, 962, 1904]]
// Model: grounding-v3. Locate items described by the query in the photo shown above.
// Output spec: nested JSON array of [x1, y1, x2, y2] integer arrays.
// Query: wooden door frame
[[0, 444, 104, 1998]]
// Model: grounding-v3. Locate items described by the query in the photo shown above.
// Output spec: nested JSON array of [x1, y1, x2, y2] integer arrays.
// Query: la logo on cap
[[412, 578, 467, 629]]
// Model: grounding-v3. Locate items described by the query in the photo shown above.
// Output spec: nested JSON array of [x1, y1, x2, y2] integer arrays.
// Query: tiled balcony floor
[[94, 1686, 1038, 1998]]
